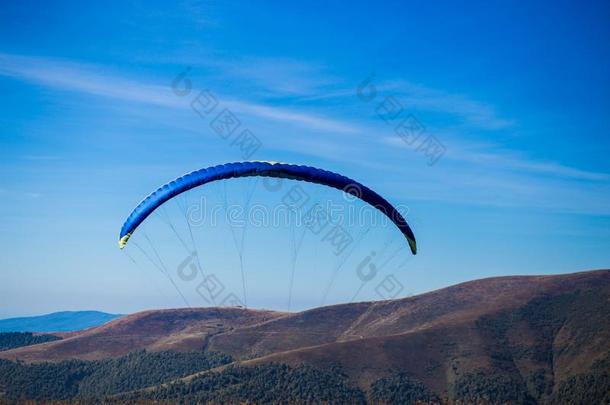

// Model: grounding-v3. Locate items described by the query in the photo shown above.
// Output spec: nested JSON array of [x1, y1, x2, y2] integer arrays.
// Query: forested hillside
[[0, 332, 61, 352], [0, 350, 231, 401]]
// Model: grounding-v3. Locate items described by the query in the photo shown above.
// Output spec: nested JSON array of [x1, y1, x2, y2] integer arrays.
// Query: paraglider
[[118, 161, 417, 254]]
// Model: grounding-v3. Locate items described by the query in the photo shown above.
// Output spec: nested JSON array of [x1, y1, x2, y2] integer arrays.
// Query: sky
[[1, 0, 609, 317]]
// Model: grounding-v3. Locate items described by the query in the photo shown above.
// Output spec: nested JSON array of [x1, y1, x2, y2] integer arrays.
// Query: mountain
[[0, 269, 608, 404], [0, 311, 123, 333], [0, 308, 284, 362]]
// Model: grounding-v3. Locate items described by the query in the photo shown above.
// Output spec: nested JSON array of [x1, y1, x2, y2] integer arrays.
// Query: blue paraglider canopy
[[119, 161, 416, 254]]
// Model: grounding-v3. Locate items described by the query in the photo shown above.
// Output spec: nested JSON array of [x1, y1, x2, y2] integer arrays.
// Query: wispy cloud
[[0, 188, 42, 200], [0, 52, 357, 134], [0, 52, 507, 134], [0, 53, 179, 107], [21, 155, 62, 161], [380, 80, 514, 130], [383, 136, 609, 181], [141, 51, 341, 98], [2, 52, 607, 215], [305, 78, 513, 131], [209, 57, 337, 97], [224, 99, 360, 134], [379, 167, 610, 216], [447, 146, 610, 181]]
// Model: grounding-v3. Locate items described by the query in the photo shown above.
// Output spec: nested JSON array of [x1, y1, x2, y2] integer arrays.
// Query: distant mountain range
[[0, 310, 123, 333], [0, 270, 608, 404]]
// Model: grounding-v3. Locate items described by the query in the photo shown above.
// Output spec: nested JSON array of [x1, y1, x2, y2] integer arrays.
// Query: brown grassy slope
[[0, 307, 285, 362], [223, 269, 610, 397], [113, 269, 608, 401], [1, 268, 607, 390], [207, 270, 609, 360]]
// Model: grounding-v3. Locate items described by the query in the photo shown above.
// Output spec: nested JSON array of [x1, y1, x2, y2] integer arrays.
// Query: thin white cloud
[[2, 52, 608, 215], [224, 99, 360, 134], [21, 155, 62, 161], [133, 49, 512, 133], [0, 188, 42, 200], [0, 52, 357, 134], [382, 80, 514, 130], [383, 136, 609, 181], [0, 52, 508, 134], [141, 51, 341, 98], [209, 56, 337, 97], [447, 147, 610, 181], [380, 169, 610, 216], [306, 78, 513, 131], [0, 53, 179, 107]]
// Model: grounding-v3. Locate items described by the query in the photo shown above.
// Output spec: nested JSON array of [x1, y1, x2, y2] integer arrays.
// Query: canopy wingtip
[[118, 233, 131, 250], [407, 237, 417, 255]]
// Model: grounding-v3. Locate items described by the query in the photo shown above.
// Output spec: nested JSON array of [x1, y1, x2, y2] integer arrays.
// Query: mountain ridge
[[1, 270, 607, 363], [0, 310, 123, 333], [1, 269, 608, 403]]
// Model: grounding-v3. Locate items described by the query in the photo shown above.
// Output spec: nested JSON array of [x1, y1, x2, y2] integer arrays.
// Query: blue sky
[[1, 0, 609, 317]]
